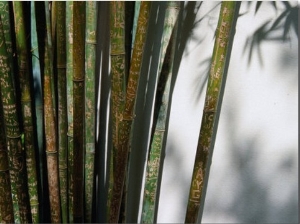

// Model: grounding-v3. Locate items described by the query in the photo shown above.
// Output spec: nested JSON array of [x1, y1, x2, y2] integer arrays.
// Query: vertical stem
[[108, 2, 127, 222], [13, 2, 40, 222], [73, 2, 85, 222], [141, 3, 180, 223], [66, 2, 74, 222], [0, 100, 14, 224], [44, 1, 61, 222], [84, 1, 97, 222], [185, 2, 239, 223], [56, 1, 68, 223]]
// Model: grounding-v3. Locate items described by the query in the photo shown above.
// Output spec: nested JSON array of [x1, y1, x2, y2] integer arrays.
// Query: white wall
[[157, 1, 298, 223]]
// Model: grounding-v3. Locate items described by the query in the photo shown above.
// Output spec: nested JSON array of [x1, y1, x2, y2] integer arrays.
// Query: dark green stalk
[[84, 1, 97, 222], [44, 2, 61, 221], [13, 2, 40, 222], [0, 100, 14, 224], [107, 2, 127, 222], [0, 16, 31, 223], [73, 2, 85, 222], [185, 2, 239, 223], [141, 3, 180, 223], [56, 2, 68, 223], [30, 2, 45, 221], [66, 2, 74, 222]]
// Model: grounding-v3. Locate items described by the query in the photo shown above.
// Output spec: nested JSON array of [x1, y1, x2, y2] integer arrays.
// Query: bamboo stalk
[[84, 1, 97, 222], [185, 2, 239, 223], [73, 2, 85, 222], [30, 2, 45, 221], [0, 100, 14, 224], [0, 15, 32, 223], [56, 2, 68, 223], [115, 2, 152, 223], [107, 2, 127, 222], [141, 3, 180, 223], [44, 1, 61, 221], [13, 2, 40, 222], [66, 2, 74, 222]]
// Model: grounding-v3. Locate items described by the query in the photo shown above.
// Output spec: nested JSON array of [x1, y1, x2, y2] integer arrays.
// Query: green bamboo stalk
[[107, 2, 128, 222], [0, 100, 14, 224], [56, 2, 68, 223], [66, 2, 74, 222], [0, 15, 32, 223], [84, 1, 97, 222], [185, 2, 239, 223], [131, 1, 141, 55], [0, 2, 16, 91], [114, 2, 152, 223], [141, 3, 180, 223], [44, 2, 61, 221], [30, 2, 45, 221], [73, 2, 85, 222], [13, 2, 40, 222]]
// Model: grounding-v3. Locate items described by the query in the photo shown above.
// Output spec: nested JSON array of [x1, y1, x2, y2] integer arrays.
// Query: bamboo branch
[[185, 2, 239, 223]]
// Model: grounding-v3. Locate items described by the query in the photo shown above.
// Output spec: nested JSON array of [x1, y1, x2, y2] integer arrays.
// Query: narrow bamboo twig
[[116, 2, 152, 223], [44, 1, 61, 221], [0, 100, 14, 223], [0, 16, 32, 223], [185, 2, 239, 223], [66, 2, 74, 222], [107, 2, 127, 223], [141, 3, 180, 223], [55, 2, 68, 223], [73, 2, 85, 222], [13, 2, 40, 222], [84, 1, 97, 222]]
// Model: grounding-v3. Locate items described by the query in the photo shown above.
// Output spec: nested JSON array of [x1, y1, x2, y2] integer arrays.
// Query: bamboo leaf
[[185, 2, 239, 223]]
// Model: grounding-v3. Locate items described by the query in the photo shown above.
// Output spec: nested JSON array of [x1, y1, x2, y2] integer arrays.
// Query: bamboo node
[[46, 150, 58, 155], [86, 39, 97, 45], [57, 64, 67, 69], [6, 133, 22, 139]]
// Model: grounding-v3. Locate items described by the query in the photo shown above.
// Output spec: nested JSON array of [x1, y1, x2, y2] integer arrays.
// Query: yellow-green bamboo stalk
[[56, 2, 68, 223], [141, 3, 180, 223], [185, 2, 239, 223], [44, 1, 61, 221], [66, 2, 74, 222], [84, 1, 97, 222], [107, 2, 128, 222], [114, 2, 152, 223], [0, 100, 14, 224], [13, 2, 40, 222], [73, 2, 85, 222], [0, 16, 32, 223]]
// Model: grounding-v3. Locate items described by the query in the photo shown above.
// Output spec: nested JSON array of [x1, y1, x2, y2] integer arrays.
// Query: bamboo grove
[[0, 1, 239, 223]]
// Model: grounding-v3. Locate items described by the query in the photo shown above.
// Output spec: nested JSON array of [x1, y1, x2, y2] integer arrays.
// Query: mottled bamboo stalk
[[107, 2, 127, 222], [73, 2, 85, 222], [113, 2, 152, 223], [13, 2, 40, 222], [141, 3, 180, 223], [66, 2, 74, 222], [84, 1, 97, 222], [56, 2, 68, 223], [0, 100, 14, 224], [0, 16, 32, 223], [185, 2, 239, 223], [44, 2, 61, 221]]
